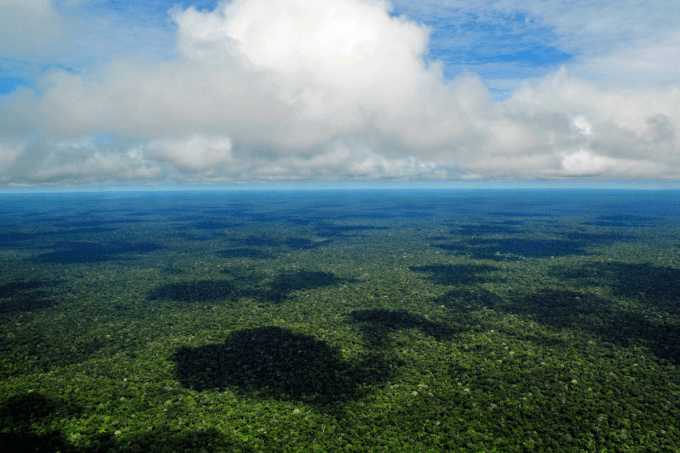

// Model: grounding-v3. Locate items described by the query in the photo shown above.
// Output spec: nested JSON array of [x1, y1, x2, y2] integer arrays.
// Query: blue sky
[[1, 0, 679, 188], [393, 5, 572, 87]]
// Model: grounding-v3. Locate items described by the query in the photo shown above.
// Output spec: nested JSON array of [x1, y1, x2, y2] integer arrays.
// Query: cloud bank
[[1, 0, 679, 186]]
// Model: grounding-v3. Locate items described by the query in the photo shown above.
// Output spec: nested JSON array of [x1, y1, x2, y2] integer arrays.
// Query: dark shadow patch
[[431, 242, 466, 252], [560, 231, 634, 243], [0, 393, 245, 453], [503, 288, 680, 366], [161, 267, 184, 276], [391, 202, 433, 211], [287, 218, 314, 226], [409, 264, 501, 286], [108, 241, 164, 254], [239, 236, 282, 247], [465, 238, 586, 259], [434, 284, 680, 365], [149, 270, 352, 305], [49, 218, 143, 231], [216, 248, 274, 259], [583, 214, 658, 228], [109, 428, 245, 453], [432, 235, 592, 260], [555, 262, 680, 313], [193, 221, 240, 230], [216, 209, 256, 219], [0, 393, 81, 452], [345, 212, 396, 220], [489, 212, 549, 218], [218, 268, 265, 287], [173, 231, 215, 242], [171, 326, 391, 406], [283, 238, 330, 250], [0, 332, 109, 377], [398, 211, 436, 218], [350, 309, 457, 347], [262, 271, 347, 303], [56, 227, 118, 235], [453, 224, 519, 235], [35, 241, 163, 264], [53, 219, 111, 228], [245, 213, 287, 223], [0, 232, 38, 246], [507, 289, 598, 323], [0, 279, 62, 314]]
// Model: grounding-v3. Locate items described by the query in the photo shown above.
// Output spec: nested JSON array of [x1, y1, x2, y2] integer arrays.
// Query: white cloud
[[172, 0, 440, 142], [0, 0, 180, 90], [569, 30, 680, 87], [147, 135, 234, 171], [0, 1, 63, 59], [572, 116, 591, 136], [273, 142, 449, 180], [27, 137, 162, 183], [21, 1, 478, 153], [459, 67, 680, 179], [558, 149, 665, 178], [483, 121, 538, 154], [506, 66, 680, 140], [31, 58, 295, 140], [0, 141, 24, 170], [0, 0, 97, 64], [1, 0, 680, 186]]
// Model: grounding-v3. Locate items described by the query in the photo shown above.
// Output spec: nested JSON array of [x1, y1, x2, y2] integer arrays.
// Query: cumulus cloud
[[569, 30, 680, 87], [147, 135, 234, 171], [0, 0, 64, 59], [0, 141, 24, 169], [7, 137, 162, 184], [465, 67, 680, 178], [1, 0, 679, 186]]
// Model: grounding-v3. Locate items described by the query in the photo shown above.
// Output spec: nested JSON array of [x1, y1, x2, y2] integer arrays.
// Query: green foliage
[[1, 191, 679, 452]]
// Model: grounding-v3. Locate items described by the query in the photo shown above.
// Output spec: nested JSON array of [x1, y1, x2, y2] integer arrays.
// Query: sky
[[1, 0, 679, 189]]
